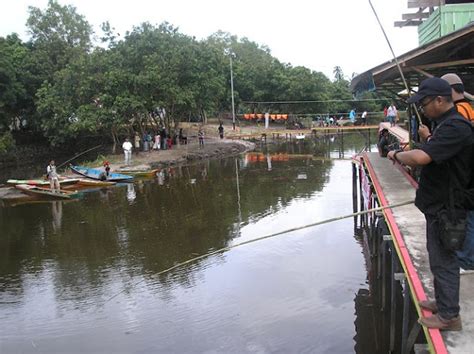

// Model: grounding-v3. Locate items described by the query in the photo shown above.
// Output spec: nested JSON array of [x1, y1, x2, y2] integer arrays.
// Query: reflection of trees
[[0, 143, 334, 303]]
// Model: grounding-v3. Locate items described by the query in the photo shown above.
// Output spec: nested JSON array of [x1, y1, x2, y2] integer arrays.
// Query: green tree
[[0, 35, 29, 131]]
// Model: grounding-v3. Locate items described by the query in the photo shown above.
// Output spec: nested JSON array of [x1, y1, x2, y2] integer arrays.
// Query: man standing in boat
[[387, 77, 473, 331], [47, 160, 60, 192]]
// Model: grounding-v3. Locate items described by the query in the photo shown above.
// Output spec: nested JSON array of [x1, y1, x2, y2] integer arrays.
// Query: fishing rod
[[367, 0, 423, 126], [56, 144, 103, 169], [103, 198, 414, 304]]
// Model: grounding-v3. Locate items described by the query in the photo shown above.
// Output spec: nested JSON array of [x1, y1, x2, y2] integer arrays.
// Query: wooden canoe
[[62, 178, 117, 189], [14, 184, 79, 200], [70, 165, 134, 182], [115, 168, 160, 178], [7, 178, 80, 186]]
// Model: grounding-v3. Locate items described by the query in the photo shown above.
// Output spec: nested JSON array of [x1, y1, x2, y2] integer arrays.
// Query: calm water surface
[[1, 134, 375, 353]]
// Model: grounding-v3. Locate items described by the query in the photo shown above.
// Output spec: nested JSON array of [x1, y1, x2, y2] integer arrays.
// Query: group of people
[[133, 129, 177, 153], [121, 124, 225, 163], [348, 109, 369, 125], [385, 73, 473, 331]]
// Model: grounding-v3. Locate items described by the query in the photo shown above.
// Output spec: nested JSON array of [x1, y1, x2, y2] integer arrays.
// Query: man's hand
[[387, 150, 397, 163], [418, 124, 431, 140]]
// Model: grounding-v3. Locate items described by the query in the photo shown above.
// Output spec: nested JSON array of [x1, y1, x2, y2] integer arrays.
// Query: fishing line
[[56, 144, 103, 169], [103, 198, 414, 304], [367, 0, 423, 126]]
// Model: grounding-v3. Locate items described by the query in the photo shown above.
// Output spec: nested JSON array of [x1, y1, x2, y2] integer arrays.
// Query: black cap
[[407, 77, 452, 104]]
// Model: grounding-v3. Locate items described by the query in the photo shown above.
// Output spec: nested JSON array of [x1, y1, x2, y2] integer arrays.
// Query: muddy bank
[[108, 138, 255, 171]]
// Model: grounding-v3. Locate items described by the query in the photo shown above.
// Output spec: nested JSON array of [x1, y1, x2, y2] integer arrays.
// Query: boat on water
[[14, 184, 79, 200], [61, 178, 116, 190], [76, 179, 116, 187], [115, 168, 160, 178], [70, 165, 134, 182], [7, 178, 80, 186], [295, 134, 305, 140]]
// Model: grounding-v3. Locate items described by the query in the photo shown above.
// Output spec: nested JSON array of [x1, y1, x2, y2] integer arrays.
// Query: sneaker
[[460, 268, 474, 275], [419, 300, 438, 313], [419, 314, 462, 331]]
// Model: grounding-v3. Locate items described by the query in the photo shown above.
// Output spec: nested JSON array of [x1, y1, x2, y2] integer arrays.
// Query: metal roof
[[351, 22, 474, 100]]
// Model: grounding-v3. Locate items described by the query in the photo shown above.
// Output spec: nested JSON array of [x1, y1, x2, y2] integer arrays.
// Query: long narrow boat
[[14, 184, 79, 200], [62, 178, 116, 189], [70, 165, 134, 182], [115, 168, 160, 178], [7, 178, 80, 186], [76, 179, 116, 187]]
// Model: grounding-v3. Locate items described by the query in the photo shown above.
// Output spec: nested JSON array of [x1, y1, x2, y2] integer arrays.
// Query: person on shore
[[179, 128, 187, 145], [387, 103, 397, 127], [153, 133, 161, 150], [442, 73, 474, 273], [388, 77, 473, 331], [218, 123, 224, 139], [134, 132, 141, 153], [46, 160, 60, 192], [146, 132, 153, 153], [122, 137, 133, 165], [160, 128, 167, 150], [198, 127, 204, 147]]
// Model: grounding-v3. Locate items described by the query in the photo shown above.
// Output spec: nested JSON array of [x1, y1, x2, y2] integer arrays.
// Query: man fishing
[[47, 160, 60, 192], [387, 77, 473, 331]]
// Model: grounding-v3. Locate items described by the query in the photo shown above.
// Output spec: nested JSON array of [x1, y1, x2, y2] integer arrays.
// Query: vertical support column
[[390, 250, 400, 353], [400, 276, 410, 354], [381, 234, 391, 310], [341, 128, 344, 158], [368, 128, 371, 152]]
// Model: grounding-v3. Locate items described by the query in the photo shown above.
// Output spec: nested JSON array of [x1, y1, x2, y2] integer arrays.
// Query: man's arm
[[387, 149, 432, 167]]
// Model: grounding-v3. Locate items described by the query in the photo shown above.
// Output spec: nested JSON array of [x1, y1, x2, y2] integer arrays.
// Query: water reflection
[[51, 201, 63, 232], [0, 132, 376, 352], [126, 183, 136, 204]]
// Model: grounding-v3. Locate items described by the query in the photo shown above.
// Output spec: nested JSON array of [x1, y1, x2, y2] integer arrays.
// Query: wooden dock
[[356, 152, 474, 353], [226, 125, 379, 140]]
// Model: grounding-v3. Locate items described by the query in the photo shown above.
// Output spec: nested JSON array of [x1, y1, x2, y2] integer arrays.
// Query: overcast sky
[[0, 0, 419, 80]]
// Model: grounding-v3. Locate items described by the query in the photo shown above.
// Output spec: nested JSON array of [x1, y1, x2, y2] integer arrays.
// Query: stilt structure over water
[[353, 152, 474, 353], [226, 125, 378, 141]]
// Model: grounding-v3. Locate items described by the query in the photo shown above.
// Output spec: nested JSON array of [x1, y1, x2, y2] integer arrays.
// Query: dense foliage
[[0, 0, 381, 146]]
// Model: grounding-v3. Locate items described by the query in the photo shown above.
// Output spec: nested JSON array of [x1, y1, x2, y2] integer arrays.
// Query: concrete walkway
[[365, 151, 474, 353]]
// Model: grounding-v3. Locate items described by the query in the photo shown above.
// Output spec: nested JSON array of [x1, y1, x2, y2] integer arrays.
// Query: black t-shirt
[[415, 107, 473, 215], [378, 136, 390, 157]]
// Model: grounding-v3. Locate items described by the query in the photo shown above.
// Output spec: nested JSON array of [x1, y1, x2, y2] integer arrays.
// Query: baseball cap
[[407, 77, 452, 104], [441, 73, 463, 86]]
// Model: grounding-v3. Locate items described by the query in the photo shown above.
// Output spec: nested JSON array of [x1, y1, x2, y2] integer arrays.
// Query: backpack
[[456, 101, 474, 121]]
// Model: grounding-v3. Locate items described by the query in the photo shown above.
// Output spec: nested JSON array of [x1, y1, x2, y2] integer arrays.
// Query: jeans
[[425, 214, 460, 319], [388, 115, 395, 125], [457, 210, 474, 269]]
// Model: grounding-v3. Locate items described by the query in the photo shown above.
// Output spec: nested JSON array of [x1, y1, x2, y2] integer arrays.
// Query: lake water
[[0, 133, 377, 353]]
